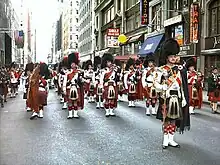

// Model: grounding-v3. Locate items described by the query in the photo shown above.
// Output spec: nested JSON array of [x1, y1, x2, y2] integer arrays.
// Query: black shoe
[[168, 144, 180, 148], [30, 114, 38, 120], [162, 145, 168, 149]]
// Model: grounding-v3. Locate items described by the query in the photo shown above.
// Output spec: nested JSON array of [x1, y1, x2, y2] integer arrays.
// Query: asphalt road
[[0, 90, 220, 165]]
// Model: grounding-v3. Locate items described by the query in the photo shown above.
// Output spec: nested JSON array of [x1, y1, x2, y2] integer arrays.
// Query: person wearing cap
[[154, 38, 190, 149], [94, 56, 104, 109], [186, 58, 203, 114], [84, 60, 95, 103], [22, 62, 34, 112], [58, 56, 69, 109], [142, 57, 158, 116], [100, 53, 118, 117], [208, 67, 220, 113], [124, 58, 137, 107], [9, 62, 18, 98], [135, 59, 144, 101], [63, 52, 84, 119]]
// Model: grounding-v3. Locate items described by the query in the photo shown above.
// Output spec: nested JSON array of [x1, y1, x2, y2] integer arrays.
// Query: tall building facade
[[62, 0, 79, 56], [78, 0, 95, 61], [200, 0, 220, 79]]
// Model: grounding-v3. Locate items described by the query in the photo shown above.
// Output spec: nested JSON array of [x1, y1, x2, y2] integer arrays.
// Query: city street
[[0, 90, 220, 165]]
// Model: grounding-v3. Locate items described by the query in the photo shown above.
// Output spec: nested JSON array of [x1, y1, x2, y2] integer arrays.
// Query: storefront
[[201, 34, 220, 77]]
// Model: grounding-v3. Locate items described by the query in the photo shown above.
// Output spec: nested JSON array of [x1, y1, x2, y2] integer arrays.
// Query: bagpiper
[[84, 60, 95, 103], [186, 58, 203, 114], [101, 53, 118, 117], [124, 58, 137, 107], [29, 62, 50, 120], [94, 56, 104, 109], [9, 62, 18, 98], [135, 59, 144, 101], [58, 57, 69, 109], [155, 38, 190, 149], [63, 52, 84, 119], [52, 63, 59, 92], [142, 57, 158, 116], [208, 67, 220, 113], [0, 67, 6, 107], [22, 62, 34, 112]]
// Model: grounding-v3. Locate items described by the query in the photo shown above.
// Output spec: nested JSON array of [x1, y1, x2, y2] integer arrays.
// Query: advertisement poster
[[107, 36, 119, 48], [175, 25, 184, 46], [190, 3, 199, 43]]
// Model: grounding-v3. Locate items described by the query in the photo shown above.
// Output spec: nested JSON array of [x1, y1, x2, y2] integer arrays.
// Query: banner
[[14, 30, 24, 49], [107, 28, 120, 36], [140, 0, 149, 25], [190, 3, 199, 43]]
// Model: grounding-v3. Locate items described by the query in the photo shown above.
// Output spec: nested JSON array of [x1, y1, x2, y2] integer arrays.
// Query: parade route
[[0, 90, 220, 165]]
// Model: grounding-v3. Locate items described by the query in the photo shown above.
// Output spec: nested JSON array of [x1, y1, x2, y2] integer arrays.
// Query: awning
[[201, 49, 220, 55], [128, 34, 143, 43], [138, 34, 164, 57], [114, 54, 138, 61]]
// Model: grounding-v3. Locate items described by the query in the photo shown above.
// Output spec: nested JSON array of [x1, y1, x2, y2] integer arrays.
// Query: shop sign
[[107, 36, 119, 48], [107, 28, 120, 37], [140, 0, 149, 25], [190, 3, 199, 43], [164, 15, 182, 27], [205, 35, 220, 50]]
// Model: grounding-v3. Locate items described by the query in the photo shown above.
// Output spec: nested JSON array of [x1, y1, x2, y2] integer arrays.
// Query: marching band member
[[135, 59, 144, 101], [186, 59, 203, 114], [0, 67, 6, 107], [59, 57, 69, 109], [9, 62, 18, 98], [29, 63, 50, 120], [155, 38, 190, 149], [84, 60, 95, 103], [124, 58, 137, 107], [142, 57, 158, 116], [94, 56, 104, 109], [23, 63, 34, 112], [52, 63, 58, 92], [63, 52, 84, 119], [208, 67, 220, 113], [115, 59, 125, 101], [101, 53, 118, 117]]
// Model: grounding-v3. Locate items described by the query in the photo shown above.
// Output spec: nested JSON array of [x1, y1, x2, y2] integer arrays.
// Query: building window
[[118, 0, 121, 11], [209, 1, 220, 36], [70, 35, 72, 40], [70, 1, 72, 6], [76, 43, 78, 48], [170, 0, 182, 11], [70, 26, 72, 31], [76, 10, 78, 14], [152, 3, 162, 31], [76, 18, 78, 23], [126, 16, 134, 32], [70, 18, 72, 23], [126, 0, 138, 10], [70, 9, 72, 15], [76, 0, 79, 6]]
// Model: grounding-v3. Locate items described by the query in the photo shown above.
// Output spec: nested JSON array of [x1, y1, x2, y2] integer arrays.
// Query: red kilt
[[67, 87, 84, 110], [188, 85, 203, 108], [38, 90, 47, 106], [84, 82, 90, 92], [103, 84, 118, 108], [208, 89, 220, 102]]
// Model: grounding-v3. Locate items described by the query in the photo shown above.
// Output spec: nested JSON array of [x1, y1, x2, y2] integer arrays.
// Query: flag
[[14, 30, 24, 48]]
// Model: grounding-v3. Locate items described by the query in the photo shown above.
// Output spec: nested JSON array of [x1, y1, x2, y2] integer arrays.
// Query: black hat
[[85, 60, 93, 70], [94, 56, 101, 70], [39, 62, 50, 79], [125, 58, 135, 71], [185, 58, 196, 69], [159, 38, 180, 66], [135, 59, 141, 65], [25, 62, 34, 72], [101, 53, 114, 69], [53, 63, 58, 70], [10, 62, 17, 69], [68, 52, 80, 68]]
